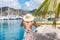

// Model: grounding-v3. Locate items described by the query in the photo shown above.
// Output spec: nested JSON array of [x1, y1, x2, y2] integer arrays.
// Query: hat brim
[[23, 14, 35, 21]]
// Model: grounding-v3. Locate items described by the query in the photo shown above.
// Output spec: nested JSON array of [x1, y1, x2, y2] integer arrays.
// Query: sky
[[0, 0, 60, 11]]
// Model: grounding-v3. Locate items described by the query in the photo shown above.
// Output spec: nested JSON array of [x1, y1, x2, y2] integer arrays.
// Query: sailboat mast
[[0, 3, 2, 16], [8, 7, 10, 16]]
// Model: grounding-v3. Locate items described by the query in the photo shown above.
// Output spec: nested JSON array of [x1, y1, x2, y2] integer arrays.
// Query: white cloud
[[0, 0, 21, 9], [22, 0, 60, 11], [25, 1, 30, 7], [23, 0, 44, 11], [59, 0, 60, 2], [1, 0, 59, 11]]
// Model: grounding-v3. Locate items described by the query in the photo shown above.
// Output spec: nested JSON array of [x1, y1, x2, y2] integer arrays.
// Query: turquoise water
[[0, 19, 36, 40]]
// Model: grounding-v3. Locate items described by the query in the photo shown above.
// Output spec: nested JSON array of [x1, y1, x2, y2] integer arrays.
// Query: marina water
[[0, 19, 36, 40]]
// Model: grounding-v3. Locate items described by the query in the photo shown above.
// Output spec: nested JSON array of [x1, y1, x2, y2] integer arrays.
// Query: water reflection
[[0, 19, 24, 40], [0, 19, 36, 40]]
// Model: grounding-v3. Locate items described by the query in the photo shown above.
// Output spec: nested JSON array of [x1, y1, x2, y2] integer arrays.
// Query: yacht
[[0, 15, 22, 20]]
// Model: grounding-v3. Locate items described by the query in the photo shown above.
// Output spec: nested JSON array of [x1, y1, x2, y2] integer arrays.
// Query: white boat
[[0, 16, 4, 19], [9, 15, 22, 20], [0, 15, 22, 20], [15, 16, 22, 20]]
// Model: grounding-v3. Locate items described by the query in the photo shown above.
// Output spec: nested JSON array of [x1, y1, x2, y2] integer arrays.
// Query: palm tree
[[33, 0, 51, 26], [53, 0, 58, 27], [33, 0, 48, 16], [33, 0, 59, 26]]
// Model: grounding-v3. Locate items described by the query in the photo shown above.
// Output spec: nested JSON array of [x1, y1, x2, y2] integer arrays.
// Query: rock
[[34, 25, 60, 40]]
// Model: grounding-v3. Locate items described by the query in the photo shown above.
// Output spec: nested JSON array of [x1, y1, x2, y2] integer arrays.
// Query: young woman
[[21, 14, 37, 40]]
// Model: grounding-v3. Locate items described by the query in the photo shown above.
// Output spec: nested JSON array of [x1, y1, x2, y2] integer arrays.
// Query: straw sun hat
[[23, 14, 35, 22]]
